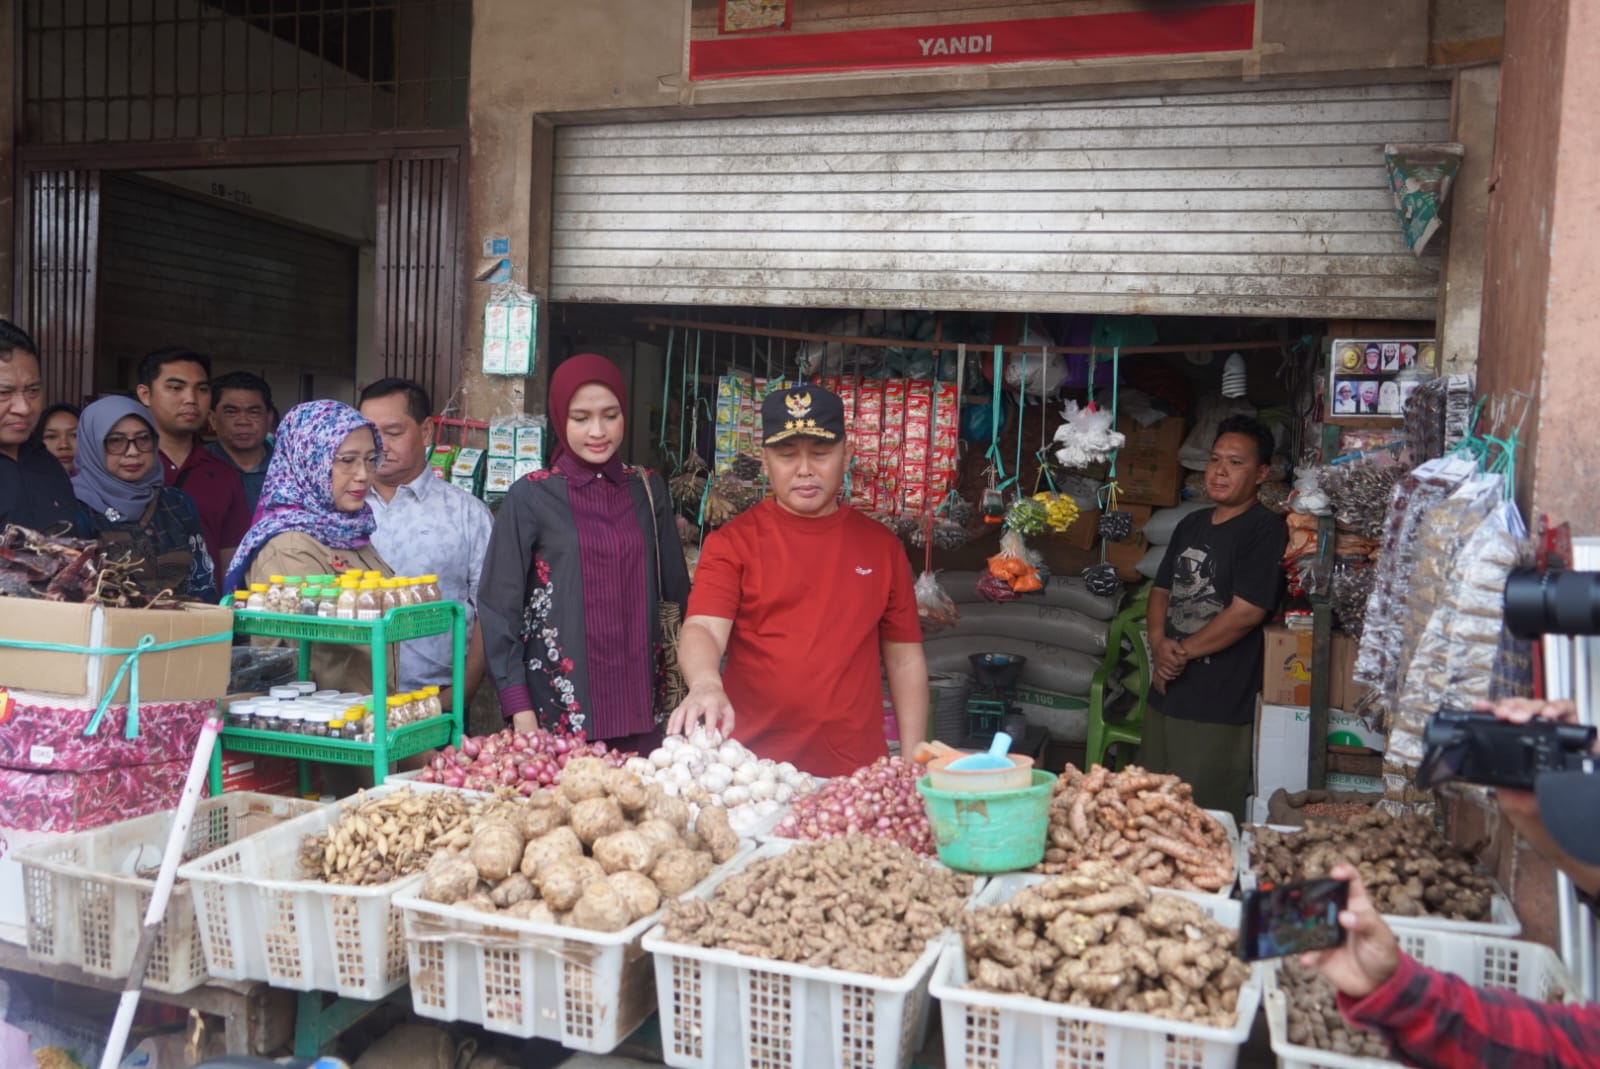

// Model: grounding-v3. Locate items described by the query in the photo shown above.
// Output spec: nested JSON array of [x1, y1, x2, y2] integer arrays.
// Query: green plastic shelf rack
[[208, 600, 467, 795]]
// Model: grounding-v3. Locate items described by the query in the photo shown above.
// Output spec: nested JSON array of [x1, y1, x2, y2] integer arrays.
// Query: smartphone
[[1237, 878, 1349, 962]]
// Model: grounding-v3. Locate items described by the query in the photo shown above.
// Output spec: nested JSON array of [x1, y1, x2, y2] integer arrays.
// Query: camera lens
[[1504, 569, 1600, 638]]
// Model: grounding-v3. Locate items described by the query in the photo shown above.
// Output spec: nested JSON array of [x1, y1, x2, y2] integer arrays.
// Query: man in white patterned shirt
[[360, 378, 492, 704]]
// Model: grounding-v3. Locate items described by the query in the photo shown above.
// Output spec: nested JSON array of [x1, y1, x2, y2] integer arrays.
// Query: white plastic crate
[[16, 792, 321, 993], [931, 873, 1263, 1069], [177, 783, 461, 999], [1265, 932, 1579, 1069], [641, 839, 980, 1069], [1240, 825, 1521, 937], [394, 841, 754, 1052]]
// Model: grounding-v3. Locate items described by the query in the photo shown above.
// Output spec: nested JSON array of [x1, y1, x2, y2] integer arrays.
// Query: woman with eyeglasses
[[72, 395, 217, 603], [224, 400, 394, 694]]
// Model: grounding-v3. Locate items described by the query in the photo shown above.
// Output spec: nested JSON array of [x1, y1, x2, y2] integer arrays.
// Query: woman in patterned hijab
[[224, 400, 383, 592], [227, 399, 396, 699]]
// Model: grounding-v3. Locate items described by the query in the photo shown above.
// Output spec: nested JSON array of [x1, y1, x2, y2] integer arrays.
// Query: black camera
[[1504, 568, 1600, 638], [1417, 710, 1597, 791]]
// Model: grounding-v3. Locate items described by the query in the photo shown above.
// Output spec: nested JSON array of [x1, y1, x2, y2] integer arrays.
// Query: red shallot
[[770, 756, 934, 855], [415, 728, 629, 792]]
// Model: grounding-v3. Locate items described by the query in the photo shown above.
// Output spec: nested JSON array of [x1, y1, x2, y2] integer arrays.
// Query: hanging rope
[[985, 344, 1011, 490]]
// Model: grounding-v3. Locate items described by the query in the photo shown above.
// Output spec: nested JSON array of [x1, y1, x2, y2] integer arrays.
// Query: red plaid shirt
[[1341, 953, 1600, 1068]]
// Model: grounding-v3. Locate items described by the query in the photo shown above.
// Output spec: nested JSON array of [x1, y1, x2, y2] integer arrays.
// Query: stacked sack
[[1133, 500, 1216, 580]]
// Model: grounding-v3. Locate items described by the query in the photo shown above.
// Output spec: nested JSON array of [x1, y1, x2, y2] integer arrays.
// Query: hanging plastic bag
[[987, 529, 1042, 593], [976, 573, 1020, 602], [1051, 400, 1124, 468], [1081, 562, 1121, 597], [915, 571, 960, 633]]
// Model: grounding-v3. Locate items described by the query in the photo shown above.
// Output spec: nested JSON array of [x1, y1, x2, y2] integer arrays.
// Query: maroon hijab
[[549, 353, 629, 468]]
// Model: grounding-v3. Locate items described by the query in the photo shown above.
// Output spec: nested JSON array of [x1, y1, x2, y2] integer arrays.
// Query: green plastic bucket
[[917, 769, 1056, 874]]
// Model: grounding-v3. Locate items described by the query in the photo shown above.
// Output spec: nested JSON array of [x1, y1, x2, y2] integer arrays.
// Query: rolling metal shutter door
[[98, 176, 358, 389], [551, 82, 1449, 319]]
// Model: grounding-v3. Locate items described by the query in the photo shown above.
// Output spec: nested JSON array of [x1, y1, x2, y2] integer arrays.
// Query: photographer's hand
[[1302, 863, 1399, 1000], [1476, 697, 1600, 897]]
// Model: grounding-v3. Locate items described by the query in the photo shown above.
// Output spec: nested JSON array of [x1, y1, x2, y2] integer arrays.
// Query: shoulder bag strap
[[638, 472, 665, 603]]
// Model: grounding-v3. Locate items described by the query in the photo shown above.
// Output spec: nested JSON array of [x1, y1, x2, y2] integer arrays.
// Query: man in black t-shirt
[[0, 319, 78, 533], [1144, 415, 1287, 820]]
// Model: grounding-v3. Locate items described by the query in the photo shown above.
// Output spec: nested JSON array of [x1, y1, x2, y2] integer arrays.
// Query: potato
[[603, 766, 651, 813], [489, 872, 536, 909], [569, 797, 626, 847], [592, 830, 660, 875], [505, 899, 552, 922], [651, 849, 713, 896], [560, 756, 610, 803], [646, 792, 692, 831], [422, 852, 480, 905], [516, 803, 567, 841], [539, 858, 590, 912], [569, 879, 633, 932], [572, 856, 606, 886], [609, 870, 662, 921], [520, 825, 583, 879], [695, 805, 741, 865], [635, 818, 683, 857], [461, 892, 499, 913], [469, 820, 526, 882]]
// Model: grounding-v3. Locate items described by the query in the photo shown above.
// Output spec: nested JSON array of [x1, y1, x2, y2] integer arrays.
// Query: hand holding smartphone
[[1238, 877, 1350, 962]]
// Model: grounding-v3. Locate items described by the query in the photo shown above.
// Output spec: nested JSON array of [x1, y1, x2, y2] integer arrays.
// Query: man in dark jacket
[[0, 319, 77, 533]]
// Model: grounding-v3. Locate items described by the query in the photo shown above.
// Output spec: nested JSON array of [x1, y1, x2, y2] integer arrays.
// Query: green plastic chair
[[1085, 582, 1153, 770]]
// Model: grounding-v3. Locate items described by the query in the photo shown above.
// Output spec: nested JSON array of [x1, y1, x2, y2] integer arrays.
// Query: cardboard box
[[1263, 626, 1315, 706], [218, 755, 301, 797], [1115, 415, 1185, 506], [0, 603, 232, 705], [1325, 772, 1382, 793], [1263, 625, 1365, 708], [1254, 701, 1385, 801]]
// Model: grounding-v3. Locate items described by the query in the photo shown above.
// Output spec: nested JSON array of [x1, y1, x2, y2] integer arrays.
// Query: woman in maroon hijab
[[478, 354, 691, 751]]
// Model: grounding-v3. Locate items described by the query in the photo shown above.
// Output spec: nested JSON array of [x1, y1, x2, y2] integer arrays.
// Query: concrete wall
[[1476, 0, 1599, 534]]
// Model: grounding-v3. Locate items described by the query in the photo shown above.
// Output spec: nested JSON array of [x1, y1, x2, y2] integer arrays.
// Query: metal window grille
[[19, 0, 470, 144]]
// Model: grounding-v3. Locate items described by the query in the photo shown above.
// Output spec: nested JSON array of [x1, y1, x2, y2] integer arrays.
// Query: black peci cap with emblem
[[761, 385, 845, 445]]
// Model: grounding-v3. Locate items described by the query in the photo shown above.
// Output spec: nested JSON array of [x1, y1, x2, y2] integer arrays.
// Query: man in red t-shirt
[[668, 385, 928, 777]]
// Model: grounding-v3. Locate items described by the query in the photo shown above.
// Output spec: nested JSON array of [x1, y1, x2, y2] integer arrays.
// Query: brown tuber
[[570, 878, 635, 932], [962, 862, 1248, 1027], [608, 871, 662, 921], [468, 819, 525, 882], [421, 851, 480, 905], [559, 756, 610, 802], [569, 796, 626, 847], [592, 830, 661, 875], [694, 804, 741, 865]]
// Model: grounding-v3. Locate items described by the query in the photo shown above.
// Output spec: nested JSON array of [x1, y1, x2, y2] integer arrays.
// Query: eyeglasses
[[104, 432, 156, 455], [332, 452, 382, 472]]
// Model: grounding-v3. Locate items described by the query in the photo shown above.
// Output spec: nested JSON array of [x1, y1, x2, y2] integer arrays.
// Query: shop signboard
[[691, 1, 1255, 80]]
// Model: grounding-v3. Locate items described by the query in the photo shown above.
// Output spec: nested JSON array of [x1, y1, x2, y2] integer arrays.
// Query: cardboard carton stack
[[0, 601, 234, 931]]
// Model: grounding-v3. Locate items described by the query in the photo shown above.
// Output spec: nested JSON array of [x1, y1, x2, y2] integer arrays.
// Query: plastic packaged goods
[[1353, 455, 1476, 706], [357, 580, 382, 621], [421, 574, 442, 603], [380, 578, 401, 615], [281, 576, 303, 611], [232, 589, 250, 607], [291, 681, 316, 697], [246, 583, 269, 611], [297, 586, 320, 615], [423, 686, 442, 718], [315, 587, 337, 617]]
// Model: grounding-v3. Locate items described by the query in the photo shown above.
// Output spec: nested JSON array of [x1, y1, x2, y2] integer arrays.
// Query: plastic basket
[[177, 783, 458, 998], [16, 792, 322, 993], [1240, 825, 1520, 937], [641, 839, 980, 1069], [1264, 932, 1578, 1069], [395, 841, 754, 1052], [931, 873, 1262, 1069]]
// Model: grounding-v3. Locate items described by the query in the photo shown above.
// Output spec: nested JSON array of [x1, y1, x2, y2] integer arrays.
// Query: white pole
[[98, 711, 222, 1069]]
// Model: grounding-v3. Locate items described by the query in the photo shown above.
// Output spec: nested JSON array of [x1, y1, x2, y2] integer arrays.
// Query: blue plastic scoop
[[945, 731, 1014, 771]]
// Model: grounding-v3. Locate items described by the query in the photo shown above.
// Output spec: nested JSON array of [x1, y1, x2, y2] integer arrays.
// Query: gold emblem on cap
[[784, 391, 813, 418]]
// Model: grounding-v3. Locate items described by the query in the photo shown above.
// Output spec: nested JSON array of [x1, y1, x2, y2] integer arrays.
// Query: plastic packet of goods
[[915, 571, 960, 634]]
